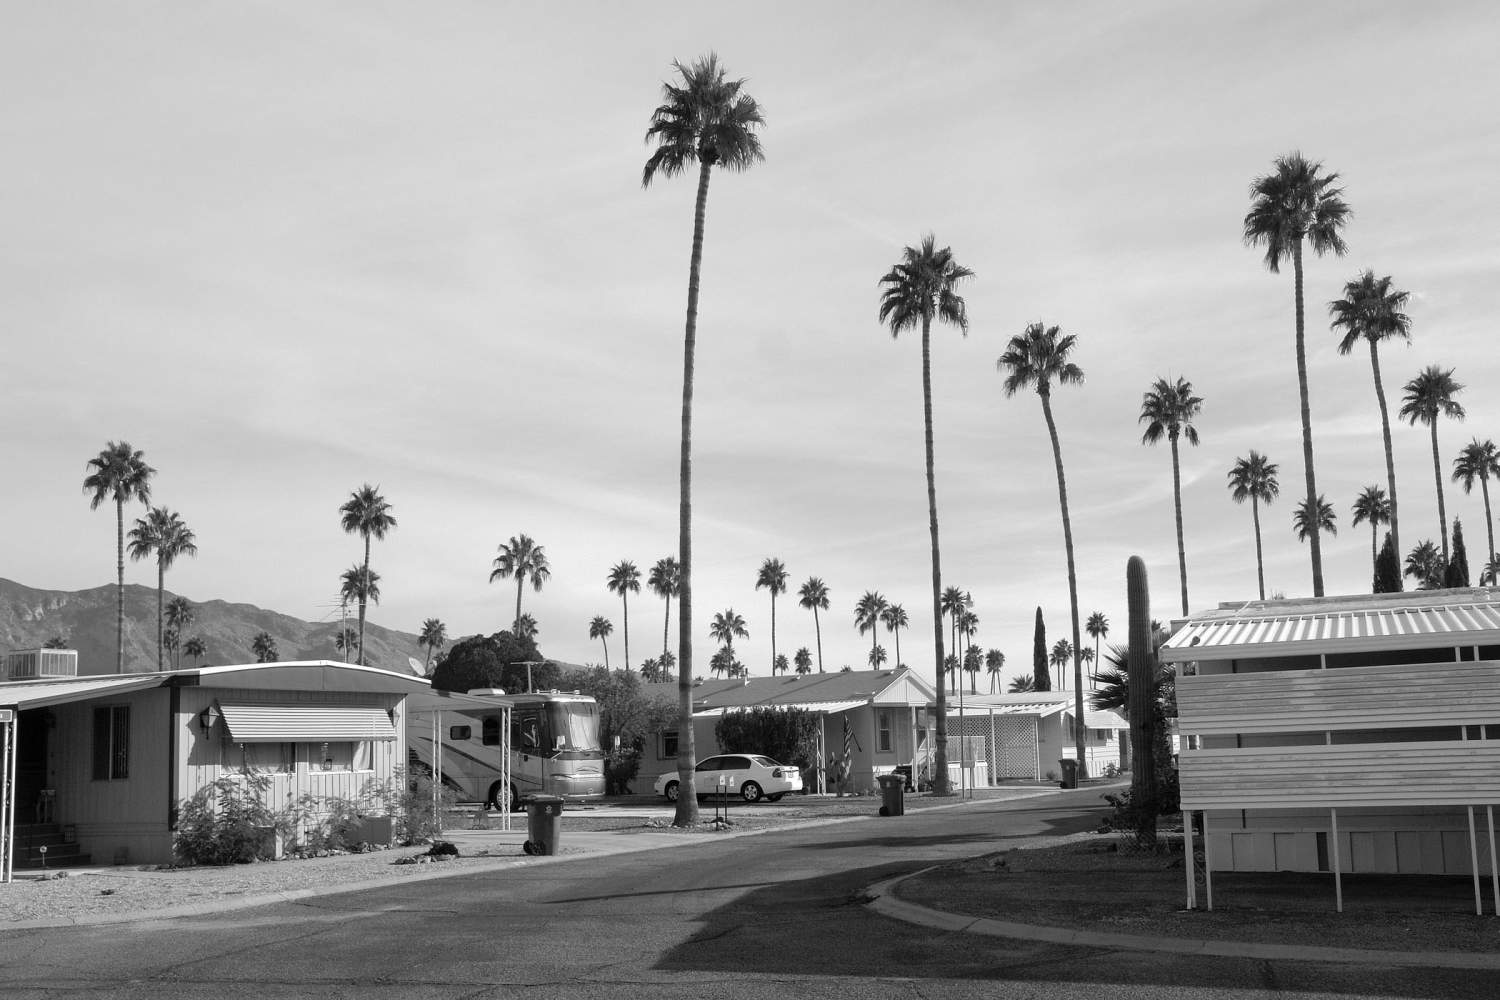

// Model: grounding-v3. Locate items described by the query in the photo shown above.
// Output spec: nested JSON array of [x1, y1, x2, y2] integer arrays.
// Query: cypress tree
[[1445, 519, 1471, 588], [1033, 606, 1050, 691], [1373, 532, 1402, 593]]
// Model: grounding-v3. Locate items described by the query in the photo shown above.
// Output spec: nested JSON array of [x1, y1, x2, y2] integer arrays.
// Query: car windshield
[[546, 702, 601, 752]]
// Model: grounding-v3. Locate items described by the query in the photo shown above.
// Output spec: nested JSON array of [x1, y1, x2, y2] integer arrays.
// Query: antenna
[[407, 656, 425, 677]]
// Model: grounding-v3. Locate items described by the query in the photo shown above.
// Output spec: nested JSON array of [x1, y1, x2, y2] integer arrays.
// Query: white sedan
[[654, 754, 803, 803]]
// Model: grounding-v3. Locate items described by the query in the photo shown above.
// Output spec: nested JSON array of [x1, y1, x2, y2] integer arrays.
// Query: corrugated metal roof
[[0, 674, 164, 709], [218, 703, 398, 742], [682, 667, 934, 710], [694, 700, 864, 718], [1161, 595, 1500, 662]]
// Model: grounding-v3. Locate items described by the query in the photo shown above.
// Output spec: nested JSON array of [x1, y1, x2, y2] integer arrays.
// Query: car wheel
[[741, 781, 763, 803], [765, 793, 784, 802], [510, 785, 521, 813], [664, 781, 679, 802], [487, 782, 504, 811]]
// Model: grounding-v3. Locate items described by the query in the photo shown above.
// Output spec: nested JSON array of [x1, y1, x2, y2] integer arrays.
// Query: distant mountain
[[0, 578, 426, 677]]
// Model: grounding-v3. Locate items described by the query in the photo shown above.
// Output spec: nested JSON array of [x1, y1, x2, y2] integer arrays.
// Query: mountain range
[[0, 577, 429, 676]]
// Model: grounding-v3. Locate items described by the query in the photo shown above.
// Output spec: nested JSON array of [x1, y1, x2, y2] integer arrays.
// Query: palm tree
[[962, 644, 982, 694], [879, 234, 973, 797], [853, 591, 888, 661], [164, 597, 195, 670], [939, 585, 967, 692], [588, 615, 613, 668], [797, 577, 830, 673], [708, 609, 749, 669], [1293, 495, 1338, 543], [419, 618, 448, 674], [490, 534, 550, 632], [958, 608, 979, 693], [83, 441, 155, 673], [985, 649, 1005, 693], [1000, 321, 1087, 773], [1452, 439, 1500, 572], [513, 613, 539, 642], [644, 52, 766, 827], [647, 556, 680, 661], [1483, 554, 1500, 587], [1008, 674, 1037, 693], [334, 627, 358, 658], [1400, 366, 1466, 563], [339, 565, 381, 658], [793, 647, 812, 675], [773, 653, 789, 676], [1050, 639, 1072, 691], [1139, 376, 1203, 616], [126, 507, 198, 672], [1405, 540, 1445, 590], [868, 645, 888, 668], [1330, 270, 1412, 560], [606, 560, 641, 672], [1080, 646, 1096, 686], [250, 632, 277, 663], [754, 558, 789, 675], [1085, 611, 1109, 689], [183, 635, 207, 667], [880, 603, 909, 669], [1244, 151, 1351, 597], [1351, 486, 1392, 577], [339, 485, 396, 666], [1227, 451, 1281, 600]]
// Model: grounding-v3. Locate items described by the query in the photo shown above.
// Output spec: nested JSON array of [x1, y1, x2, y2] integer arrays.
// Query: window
[[449, 725, 472, 741], [877, 710, 894, 753], [482, 716, 502, 747], [227, 741, 295, 773], [309, 741, 373, 772], [660, 731, 679, 759], [92, 705, 129, 780]]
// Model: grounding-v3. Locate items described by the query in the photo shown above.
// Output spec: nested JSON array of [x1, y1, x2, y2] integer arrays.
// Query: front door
[[16, 710, 50, 824]]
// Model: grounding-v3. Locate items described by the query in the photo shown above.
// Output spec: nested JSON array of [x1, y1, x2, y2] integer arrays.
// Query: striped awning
[[218, 703, 397, 742]]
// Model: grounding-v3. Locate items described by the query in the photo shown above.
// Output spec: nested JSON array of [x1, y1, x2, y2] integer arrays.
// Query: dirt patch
[[896, 831, 1500, 954]]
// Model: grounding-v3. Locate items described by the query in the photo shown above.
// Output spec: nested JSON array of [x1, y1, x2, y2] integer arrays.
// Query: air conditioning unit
[[6, 648, 79, 680]]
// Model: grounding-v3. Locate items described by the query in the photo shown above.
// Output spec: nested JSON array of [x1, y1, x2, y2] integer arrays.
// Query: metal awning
[[0, 674, 164, 709], [217, 703, 398, 742], [693, 699, 865, 718]]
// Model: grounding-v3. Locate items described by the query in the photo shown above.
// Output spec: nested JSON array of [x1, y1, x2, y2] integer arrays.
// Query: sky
[[4, 2, 1499, 686]]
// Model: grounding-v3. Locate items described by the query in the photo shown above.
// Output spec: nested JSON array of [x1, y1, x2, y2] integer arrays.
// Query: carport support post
[[1330, 808, 1343, 913], [1184, 809, 1197, 910], [1467, 806, 1482, 916], [1203, 810, 1214, 911], [1487, 805, 1498, 916]]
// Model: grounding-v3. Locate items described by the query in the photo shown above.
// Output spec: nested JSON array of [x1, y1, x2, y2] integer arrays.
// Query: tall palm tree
[[958, 608, 979, 693], [1139, 376, 1203, 616], [83, 441, 155, 673], [1400, 366, 1466, 563], [588, 615, 613, 669], [1293, 495, 1338, 543], [879, 234, 973, 797], [183, 635, 207, 667], [1080, 646, 1096, 687], [419, 618, 448, 674], [1452, 439, 1499, 571], [1244, 151, 1351, 597], [797, 577, 830, 673], [853, 591, 887, 661], [868, 645, 888, 668], [1085, 611, 1109, 689], [606, 560, 641, 672], [164, 597, 194, 670], [647, 556, 680, 661], [1000, 321, 1087, 774], [793, 647, 812, 675], [339, 565, 381, 658], [513, 613, 539, 642], [339, 485, 396, 666], [880, 603, 909, 669], [1227, 451, 1281, 600], [644, 52, 766, 827], [334, 627, 358, 658], [1330, 269, 1412, 560], [754, 558, 789, 675], [127, 507, 198, 672], [1350, 486, 1392, 577], [1050, 639, 1072, 691], [251, 632, 278, 663], [1405, 540, 1445, 590], [708, 609, 748, 667], [939, 585, 967, 692], [985, 649, 1005, 693], [491, 533, 550, 630]]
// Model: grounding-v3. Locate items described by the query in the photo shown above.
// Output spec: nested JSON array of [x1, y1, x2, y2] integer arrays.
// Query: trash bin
[[523, 795, 565, 855], [876, 773, 906, 817], [1058, 759, 1078, 789]]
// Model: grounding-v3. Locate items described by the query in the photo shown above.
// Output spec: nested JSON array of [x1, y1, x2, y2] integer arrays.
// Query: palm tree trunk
[[813, 607, 823, 673], [514, 577, 523, 631], [1431, 421, 1449, 564], [601, 636, 609, 669], [621, 593, 630, 673], [1482, 474, 1495, 569], [1170, 433, 1188, 615], [673, 156, 712, 827], [1292, 240, 1325, 597], [1370, 524, 1378, 576], [156, 560, 164, 672], [358, 535, 370, 666], [1251, 495, 1266, 600], [1039, 389, 1087, 775], [892, 625, 901, 670], [919, 310, 951, 796], [662, 594, 671, 662], [769, 593, 776, 674], [1370, 340, 1401, 564], [116, 496, 125, 674]]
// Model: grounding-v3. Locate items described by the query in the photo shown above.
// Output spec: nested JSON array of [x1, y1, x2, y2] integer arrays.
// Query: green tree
[[43, 636, 69, 649], [880, 603, 909, 670], [1351, 485, 1391, 578], [644, 52, 766, 827], [513, 613, 539, 642], [1400, 366, 1466, 564], [1227, 451, 1281, 599], [878, 234, 973, 797], [339, 565, 381, 658], [1050, 639, 1072, 690], [1452, 439, 1499, 570], [127, 507, 198, 672], [1139, 376, 1203, 616], [490, 534, 550, 632], [647, 556, 680, 662], [1446, 519, 1471, 588], [589, 615, 613, 669], [1032, 606, 1049, 692], [1330, 269, 1412, 560], [1293, 495, 1337, 543], [183, 635, 207, 666], [793, 647, 812, 675], [250, 631, 277, 663], [339, 484, 396, 666], [419, 618, 448, 674], [1085, 611, 1109, 690], [985, 649, 1005, 693], [1009, 674, 1036, 693], [83, 441, 155, 673], [564, 664, 677, 794], [709, 609, 748, 673], [797, 577, 830, 673], [1244, 151, 1351, 597], [1405, 539, 1445, 590], [430, 631, 549, 694], [773, 653, 789, 676], [606, 560, 641, 672], [868, 644, 888, 668], [958, 608, 979, 692], [853, 591, 888, 661], [1374, 533, 1402, 593], [962, 643, 982, 694], [1001, 322, 1086, 771], [940, 585, 967, 693], [754, 557, 789, 675], [164, 596, 195, 670]]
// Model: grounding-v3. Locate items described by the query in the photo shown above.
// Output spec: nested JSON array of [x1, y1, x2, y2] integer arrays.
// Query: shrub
[[714, 707, 819, 769], [174, 771, 281, 865]]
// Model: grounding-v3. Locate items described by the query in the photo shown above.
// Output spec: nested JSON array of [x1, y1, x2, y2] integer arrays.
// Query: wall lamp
[[199, 703, 221, 733]]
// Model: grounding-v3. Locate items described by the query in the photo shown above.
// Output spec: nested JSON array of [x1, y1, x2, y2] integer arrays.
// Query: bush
[[174, 771, 282, 865], [605, 744, 642, 796], [714, 707, 819, 769]]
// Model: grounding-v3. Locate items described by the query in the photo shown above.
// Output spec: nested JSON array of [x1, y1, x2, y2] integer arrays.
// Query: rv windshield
[[547, 701, 601, 753]]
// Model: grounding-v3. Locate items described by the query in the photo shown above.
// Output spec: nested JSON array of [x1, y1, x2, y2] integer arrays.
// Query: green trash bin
[[876, 773, 905, 817], [523, 795, 564, 855], [1058, 759, 1078, 789]]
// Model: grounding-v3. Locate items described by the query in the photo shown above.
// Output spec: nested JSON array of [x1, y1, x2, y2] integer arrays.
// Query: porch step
[[11, 823, 92, 870]]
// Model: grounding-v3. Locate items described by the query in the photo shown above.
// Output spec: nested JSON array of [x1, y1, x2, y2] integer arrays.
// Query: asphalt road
[[2, 791, 1493, 999]]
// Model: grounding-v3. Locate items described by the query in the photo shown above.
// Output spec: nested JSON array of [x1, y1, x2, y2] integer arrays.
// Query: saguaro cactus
[[1126, 555, 1157, 846]]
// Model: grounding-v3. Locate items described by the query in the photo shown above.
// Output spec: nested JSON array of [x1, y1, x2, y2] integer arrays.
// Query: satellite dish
[[407, 657, 425, 676]]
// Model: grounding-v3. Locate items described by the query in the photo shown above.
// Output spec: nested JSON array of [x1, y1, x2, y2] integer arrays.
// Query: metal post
[[1488, 805, 1498, 916], [1331, 808, 1343, 913], [1184, 809, 1197, 910], [501, 704, 511, 833], [1468, 806, 1483, 916], [1203, 810, 1214, 911], [1, 709, 15, 883]]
